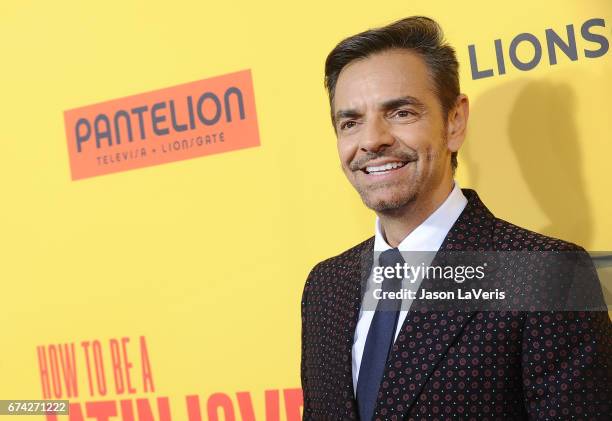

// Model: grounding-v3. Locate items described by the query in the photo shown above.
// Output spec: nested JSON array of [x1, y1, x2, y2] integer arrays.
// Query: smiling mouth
[[362, 161, 409, 175]]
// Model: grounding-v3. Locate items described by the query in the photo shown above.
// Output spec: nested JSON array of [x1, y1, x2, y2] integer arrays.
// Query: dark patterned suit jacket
[[301, 189, 612, 420]]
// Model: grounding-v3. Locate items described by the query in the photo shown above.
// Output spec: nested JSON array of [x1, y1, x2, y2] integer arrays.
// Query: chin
[[361, 191, 416, 213]]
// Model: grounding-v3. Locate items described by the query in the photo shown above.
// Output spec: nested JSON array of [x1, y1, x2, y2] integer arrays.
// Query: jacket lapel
[[334, 237, 375, 419], [370, 189, 496, 420]]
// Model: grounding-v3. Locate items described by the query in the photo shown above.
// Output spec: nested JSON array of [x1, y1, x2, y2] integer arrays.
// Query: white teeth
[[366, 161, 406, 173]]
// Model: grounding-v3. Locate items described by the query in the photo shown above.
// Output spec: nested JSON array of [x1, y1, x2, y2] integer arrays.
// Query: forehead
[[333, 49, 435, 112]]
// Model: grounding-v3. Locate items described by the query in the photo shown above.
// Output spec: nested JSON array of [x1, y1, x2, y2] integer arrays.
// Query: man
[[300, 16, 612, 420]]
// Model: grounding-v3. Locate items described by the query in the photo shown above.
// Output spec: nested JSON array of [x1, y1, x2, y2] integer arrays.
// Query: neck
[[378, 180, 454, 247]]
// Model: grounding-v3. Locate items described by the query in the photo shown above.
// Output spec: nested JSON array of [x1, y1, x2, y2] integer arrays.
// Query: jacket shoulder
[[307, 236, 374, 277], [491, 216, 585, 252], [302, 237, 373, 312], [461, 188, 585, 252]]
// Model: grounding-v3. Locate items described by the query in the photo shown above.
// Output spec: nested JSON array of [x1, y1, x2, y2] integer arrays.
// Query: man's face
[[333, 49, 453, 213]]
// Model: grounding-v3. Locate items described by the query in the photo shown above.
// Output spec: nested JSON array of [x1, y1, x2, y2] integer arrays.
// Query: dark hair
[[324, 16, 460, 171]]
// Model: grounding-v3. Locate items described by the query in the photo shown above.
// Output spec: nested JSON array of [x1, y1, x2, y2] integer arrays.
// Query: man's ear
[[446, 94, 469, 152]]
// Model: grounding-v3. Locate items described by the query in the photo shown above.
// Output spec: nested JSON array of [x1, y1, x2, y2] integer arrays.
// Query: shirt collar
[[374, 181, 467, 252]]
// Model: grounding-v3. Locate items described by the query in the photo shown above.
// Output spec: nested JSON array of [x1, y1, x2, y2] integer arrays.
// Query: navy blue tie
[[357, 248, 405, 421]]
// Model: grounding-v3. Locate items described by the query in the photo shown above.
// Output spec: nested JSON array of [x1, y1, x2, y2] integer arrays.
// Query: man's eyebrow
[[334, 108, 361, 122], [380, 95, 426, 111], [334, 96, 426, 123]]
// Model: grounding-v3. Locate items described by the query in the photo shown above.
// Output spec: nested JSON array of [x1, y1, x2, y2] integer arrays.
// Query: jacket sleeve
[[521, 249, 612, 419], [521, 310, 612, 419], [301, 263, 319, 420]]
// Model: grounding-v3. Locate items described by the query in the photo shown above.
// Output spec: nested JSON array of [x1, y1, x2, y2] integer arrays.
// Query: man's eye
[[393, 109, 415, 118], [340, 121, 357, 130]]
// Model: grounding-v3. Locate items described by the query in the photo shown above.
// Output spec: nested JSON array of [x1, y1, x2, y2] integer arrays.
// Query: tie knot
[[377, 248, 406, 294], [379, 247, 405, 268]]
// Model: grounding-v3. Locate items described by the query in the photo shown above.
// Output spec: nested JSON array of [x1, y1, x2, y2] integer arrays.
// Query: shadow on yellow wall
[[462, 79, 593, 249]]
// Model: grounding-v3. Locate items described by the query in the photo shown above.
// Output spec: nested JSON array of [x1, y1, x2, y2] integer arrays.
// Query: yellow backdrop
[[1, 0, 610, 420]]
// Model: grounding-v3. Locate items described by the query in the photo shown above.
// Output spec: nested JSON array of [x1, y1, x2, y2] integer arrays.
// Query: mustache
[[349, 150, 418, 171]]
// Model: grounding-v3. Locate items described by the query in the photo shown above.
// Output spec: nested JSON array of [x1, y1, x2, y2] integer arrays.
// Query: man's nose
[[358, 116, 395, 153]]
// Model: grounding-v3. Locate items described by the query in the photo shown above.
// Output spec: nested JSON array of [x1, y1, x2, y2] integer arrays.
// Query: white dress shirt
[[352, 182, 468, 394]]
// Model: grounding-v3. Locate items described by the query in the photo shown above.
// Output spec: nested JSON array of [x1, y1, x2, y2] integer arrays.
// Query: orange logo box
[[64, 69, 260, 180]]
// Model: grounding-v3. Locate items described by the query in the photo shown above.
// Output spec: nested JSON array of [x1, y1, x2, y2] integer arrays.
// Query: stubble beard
[[357, 180, 419, 214]]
